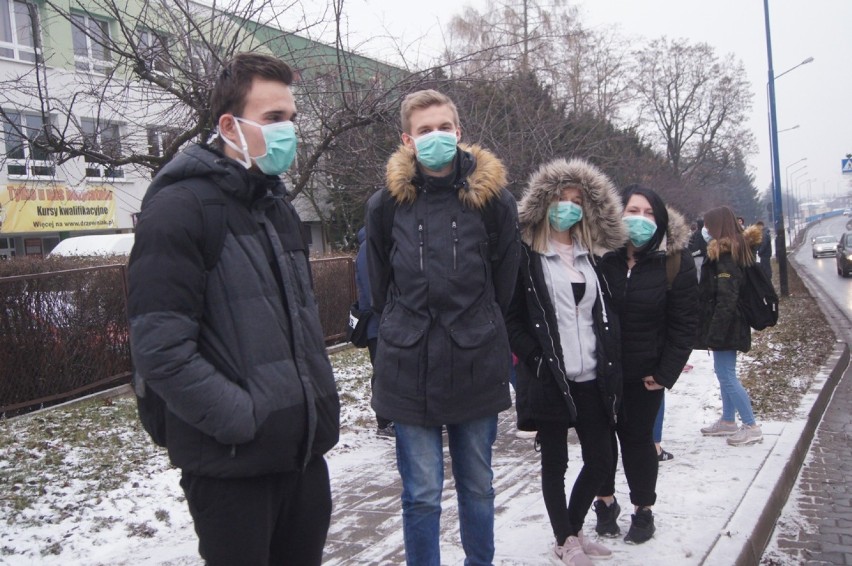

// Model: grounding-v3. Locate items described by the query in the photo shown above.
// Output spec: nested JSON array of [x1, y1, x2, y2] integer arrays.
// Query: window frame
[[80, 117, 124, 180], [0, 0, 37, 63], [72, 12, 112, 74], [2, 110, 56, 179], [146, 126, 180, 158], [136, 27, 170, 74]]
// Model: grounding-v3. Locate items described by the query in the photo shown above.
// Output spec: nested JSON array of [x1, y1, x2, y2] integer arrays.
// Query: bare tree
[[630, 37, 755, 185]]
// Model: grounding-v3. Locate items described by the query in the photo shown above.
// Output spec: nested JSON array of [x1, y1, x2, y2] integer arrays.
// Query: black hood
[[142, 144, 286, 209]]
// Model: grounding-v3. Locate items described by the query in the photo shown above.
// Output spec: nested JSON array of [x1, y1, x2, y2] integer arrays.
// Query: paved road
[[761, 216, 852, 566]]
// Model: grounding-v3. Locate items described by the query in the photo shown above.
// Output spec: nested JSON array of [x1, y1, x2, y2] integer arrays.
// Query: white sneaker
[[555, 536, 594, 566], [578, 531, 612, 559], [700, 419, 738, 436], [727, 424, 763, 446]]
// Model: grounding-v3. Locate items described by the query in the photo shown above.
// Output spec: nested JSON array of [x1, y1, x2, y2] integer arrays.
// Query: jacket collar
[[385, 143, 507, 209]]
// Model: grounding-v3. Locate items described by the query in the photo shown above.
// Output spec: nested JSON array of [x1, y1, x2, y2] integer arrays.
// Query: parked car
[[812, 235, 839, 258], [836, 232, 852, 277], [844, 208, 852, 216]]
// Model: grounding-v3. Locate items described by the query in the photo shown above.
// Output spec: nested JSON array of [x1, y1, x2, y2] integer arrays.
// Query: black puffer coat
[[597, 208, 698, 388], [694, 226, 763, 353], [129, 144, 340, 477], [365, 144, 520, 426], [505, 159, 626, 429]]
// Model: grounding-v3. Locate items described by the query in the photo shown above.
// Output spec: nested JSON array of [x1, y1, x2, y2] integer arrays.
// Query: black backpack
[[133, 180, 227, 447], [738, 263, 779, 331]]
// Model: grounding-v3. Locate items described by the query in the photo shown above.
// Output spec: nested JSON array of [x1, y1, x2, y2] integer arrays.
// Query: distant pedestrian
[[354, 227, 394, 438], [506, 158, 625, 566], [365, 89, 520, 565], [594, 185, 698, 544], [128, 53, 340, 565], [688, 218, 708, 282], [695, 206, 763, 446], [754, 221, 772, 283]]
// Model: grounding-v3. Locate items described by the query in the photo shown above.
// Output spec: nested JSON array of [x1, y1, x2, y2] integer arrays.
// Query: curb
[[703, 253, 852, 565], [702, 342, 849, 565]]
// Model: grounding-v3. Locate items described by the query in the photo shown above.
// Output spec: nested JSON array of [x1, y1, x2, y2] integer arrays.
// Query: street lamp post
[[763, 0, 814, 296]]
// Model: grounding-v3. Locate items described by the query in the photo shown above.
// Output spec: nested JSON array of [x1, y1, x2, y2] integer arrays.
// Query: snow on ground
[[0, 348, 811, 565]]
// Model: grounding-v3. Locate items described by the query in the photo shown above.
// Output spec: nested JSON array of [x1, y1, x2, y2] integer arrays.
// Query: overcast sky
[[321, 0, 852, 201]]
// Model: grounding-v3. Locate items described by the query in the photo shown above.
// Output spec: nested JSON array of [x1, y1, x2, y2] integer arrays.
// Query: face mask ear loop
[[219, 118, 253, 169], [233, 119, 253, 169]]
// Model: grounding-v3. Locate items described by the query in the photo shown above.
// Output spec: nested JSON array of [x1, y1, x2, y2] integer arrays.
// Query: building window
[[2, 111, 55, 178], [0, 0, 36, 62], [136, 28, 170, 74], [72, 13, 111, 73], [146, 127, 179, 158], [81, 118, 123, 179]]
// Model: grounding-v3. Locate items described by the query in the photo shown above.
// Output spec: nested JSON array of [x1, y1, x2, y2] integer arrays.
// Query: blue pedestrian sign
[[844, 158, 852, 174]]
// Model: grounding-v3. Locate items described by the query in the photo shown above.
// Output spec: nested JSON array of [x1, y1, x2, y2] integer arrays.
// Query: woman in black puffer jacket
[[694, 206, 764, 447], [593, 185, 698, 545]]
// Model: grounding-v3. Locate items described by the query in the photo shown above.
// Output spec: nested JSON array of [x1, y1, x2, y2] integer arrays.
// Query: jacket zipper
[[417, 221, 424, 271], [451, 217, 458, 271]]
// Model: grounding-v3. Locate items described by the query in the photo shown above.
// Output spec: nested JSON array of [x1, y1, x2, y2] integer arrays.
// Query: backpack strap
[[480, 199, 501, 263], [665, 252, 681, 290], [183, 180, 227, 272], [380, 189, 397, 257]]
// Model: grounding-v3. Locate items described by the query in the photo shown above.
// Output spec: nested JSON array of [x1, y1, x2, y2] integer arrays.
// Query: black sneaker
[[376, 423, 395, 439], [657, 449, 674, 462], [624, 507, 655, 544], [593, 498, 621, 537]]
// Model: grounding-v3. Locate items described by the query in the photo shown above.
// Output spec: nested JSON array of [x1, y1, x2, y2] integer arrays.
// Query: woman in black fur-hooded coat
[[505, 158, 626, 562]]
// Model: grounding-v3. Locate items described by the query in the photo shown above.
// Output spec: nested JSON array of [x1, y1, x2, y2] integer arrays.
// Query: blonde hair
[[400, 89, 459, 134], [526, 184, 594, 253]]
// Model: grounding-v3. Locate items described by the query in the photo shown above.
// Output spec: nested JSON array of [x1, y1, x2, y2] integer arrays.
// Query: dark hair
[[621, 184, 668, 252], [210, 53, 293, 123]]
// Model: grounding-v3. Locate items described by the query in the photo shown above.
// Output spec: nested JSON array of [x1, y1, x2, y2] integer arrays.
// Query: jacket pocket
[[449, 319, 504, 389], [376, 306, 427, 395]]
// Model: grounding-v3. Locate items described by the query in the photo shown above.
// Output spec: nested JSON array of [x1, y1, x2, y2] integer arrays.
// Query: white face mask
[[701, 226, 712, 243]]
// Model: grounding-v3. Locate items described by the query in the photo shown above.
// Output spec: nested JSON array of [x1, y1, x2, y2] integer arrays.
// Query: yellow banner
[[0, 185, 117, 233]]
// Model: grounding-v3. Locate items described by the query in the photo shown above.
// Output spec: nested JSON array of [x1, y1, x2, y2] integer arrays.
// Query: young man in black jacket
[[366, 89, 520, 565], [128, 53, 340, 566]]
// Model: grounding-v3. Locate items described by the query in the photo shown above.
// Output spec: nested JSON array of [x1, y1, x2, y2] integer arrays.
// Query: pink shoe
[[578, 531, 612, 559]]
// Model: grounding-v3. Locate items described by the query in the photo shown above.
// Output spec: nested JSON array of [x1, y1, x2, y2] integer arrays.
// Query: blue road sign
[[844, 158, 852, 174]]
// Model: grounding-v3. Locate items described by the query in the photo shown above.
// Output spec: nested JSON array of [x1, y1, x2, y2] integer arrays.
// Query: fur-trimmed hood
[[519, 158, 627, 254], [706, 224, 762, 264], [385, 143, 506, 209], [663, 206, 691, 257]]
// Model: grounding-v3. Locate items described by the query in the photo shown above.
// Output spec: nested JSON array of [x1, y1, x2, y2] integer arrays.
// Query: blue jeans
[[712, 350, 756, 426], [652, 393, 665, 444], [394, 415, 498, 566]]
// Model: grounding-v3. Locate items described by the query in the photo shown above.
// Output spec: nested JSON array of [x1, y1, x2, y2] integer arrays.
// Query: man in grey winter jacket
[[128, 53, 339, 566], [365, 89, 520, 565]]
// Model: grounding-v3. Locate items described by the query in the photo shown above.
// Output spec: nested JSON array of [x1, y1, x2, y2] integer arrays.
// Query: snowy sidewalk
[[321, 344, 847, 565]]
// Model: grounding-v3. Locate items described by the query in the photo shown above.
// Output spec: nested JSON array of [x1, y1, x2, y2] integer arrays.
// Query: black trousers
[[538, 379, 614, 544], [599, 380, 664, 507], [180, 455, 331, 566]]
